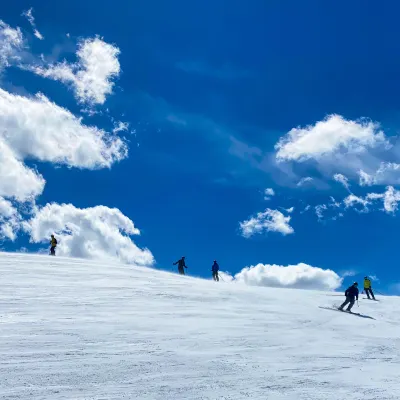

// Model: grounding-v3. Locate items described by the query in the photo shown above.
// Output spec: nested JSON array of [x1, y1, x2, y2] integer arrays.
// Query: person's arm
[[356, 289, 359, 301]]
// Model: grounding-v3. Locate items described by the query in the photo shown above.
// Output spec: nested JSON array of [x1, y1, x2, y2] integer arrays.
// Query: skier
[[338, 282, 359, 312], [363, 276, 376, 300], [173, 256, 187, 275], [212, 260, 219, 282], [50, 234, 57, 256]]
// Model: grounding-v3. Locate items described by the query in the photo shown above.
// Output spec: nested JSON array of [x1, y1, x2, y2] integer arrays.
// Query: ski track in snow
[[0, 253, 399, 400]]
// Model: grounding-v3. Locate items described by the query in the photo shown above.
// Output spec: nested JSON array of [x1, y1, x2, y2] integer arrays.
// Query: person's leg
[[369, 288, 376, 300], [346, 299, 355, 312], [216, 272, 219, 282], [339, 298, 350, 310], [365, 288, 371, 299]]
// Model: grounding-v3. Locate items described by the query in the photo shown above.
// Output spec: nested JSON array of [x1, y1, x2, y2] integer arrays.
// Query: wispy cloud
[[0, 20, 24, 73], [21, 8, 44, 40], [297, 177, 314, 186], [333, 173, 350, 191]]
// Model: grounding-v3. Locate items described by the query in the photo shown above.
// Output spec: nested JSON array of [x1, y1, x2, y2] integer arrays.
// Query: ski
[[318, 306, 374, 319], [318, 306, 362, 317]]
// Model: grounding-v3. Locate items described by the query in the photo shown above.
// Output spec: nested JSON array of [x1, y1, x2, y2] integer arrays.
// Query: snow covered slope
[[1, 253, 399, 400]]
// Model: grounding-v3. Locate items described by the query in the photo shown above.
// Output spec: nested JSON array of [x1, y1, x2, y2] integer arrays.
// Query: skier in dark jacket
[[338, 282, 359, 312], [212, 260, 219, 282], [173, 257, 187, 275], [50, 235, 57, 256]]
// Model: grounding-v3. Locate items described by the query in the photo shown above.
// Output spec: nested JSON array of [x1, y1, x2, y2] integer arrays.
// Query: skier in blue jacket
[[212, 260, 219, 282], [338, 282, 359, 312]]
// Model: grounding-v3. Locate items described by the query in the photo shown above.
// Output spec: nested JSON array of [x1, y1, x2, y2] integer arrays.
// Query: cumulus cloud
[[0, 139, 45, 201], [0, 88, 127, 170], [0, 20, 24, 72], [31, 37, 120, 105], [240, 208, 294, 237], [24, 203, 154, 266], [21, 8, 44, 40], [333, 173, 350, 190], [0, 197, 21, 240], [230, 262, 342, 291], [264, 188, 275, 200], [275, 114, 388, 162]]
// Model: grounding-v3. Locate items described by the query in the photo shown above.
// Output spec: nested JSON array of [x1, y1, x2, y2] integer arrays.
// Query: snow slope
[[1, 253, 399, 400]]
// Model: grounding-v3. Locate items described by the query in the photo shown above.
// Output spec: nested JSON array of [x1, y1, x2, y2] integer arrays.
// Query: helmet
[[353, 282, 358, 286], [365, 276, 368, 279], [51, 234, 54, 237], [182, 256, 185, 259]]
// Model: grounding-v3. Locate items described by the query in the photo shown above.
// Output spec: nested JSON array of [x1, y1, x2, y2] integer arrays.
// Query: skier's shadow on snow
[[318, 306, 375, 320]]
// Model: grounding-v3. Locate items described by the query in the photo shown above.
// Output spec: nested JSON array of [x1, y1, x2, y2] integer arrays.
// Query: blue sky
[[1, 1, 400, 293]]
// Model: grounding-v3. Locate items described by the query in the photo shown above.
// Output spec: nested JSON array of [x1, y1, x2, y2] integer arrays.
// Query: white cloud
[[0, 139, 45, 201], [31, 37, 120, 105], [0, 20, 24, 72], [286, 206, 294, 213], [358, 169, 375, 186], [24, 203, 154, 266], [333, 173, 350, 190], [368, 275, 379, 282], [0, 197, 21, 240], [21, 8, 44, 40], [231, 262, 342, 291], [113, 121, 130, 134], [314, 197, 342, 221], [33, 30, 44, 41], [240, 208, 294, 237], [264, 187, 275, 200], [315, 204, 328, 220], [358, 163, 400, 187], [275, 114, 388, 162], [343, 186, 400, 214], [381, 186, 400, 213], [343, 194, 370, 212], [297, 177, 314, 186], [0, 88, 127, 170]]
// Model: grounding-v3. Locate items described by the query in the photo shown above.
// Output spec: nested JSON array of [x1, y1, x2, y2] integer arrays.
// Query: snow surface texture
[[1, 253, 399, 400]]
